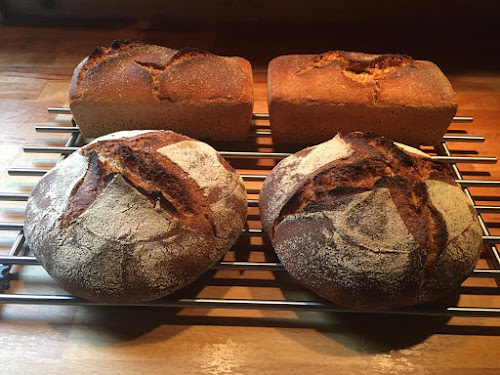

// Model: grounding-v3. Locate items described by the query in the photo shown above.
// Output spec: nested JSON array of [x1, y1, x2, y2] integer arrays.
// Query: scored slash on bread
[[260, 132, 482, 310]]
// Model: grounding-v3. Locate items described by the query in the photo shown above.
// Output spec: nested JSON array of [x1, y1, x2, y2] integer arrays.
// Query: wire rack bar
[[8, 168, 49, 176], [7, 168, 500, 189], [35, 125, 486, 143], [451, 116, 474, 122], [21, 145, 498, 164], [1, 255, 498, 278], [47, 107, 72, 114], [0, 223, 24, 231], [35, 126, 80, 133], [442, 135, 485, 142], [1, 222, 497, 244], [0, 193, 30, 201], [46, 108, 475, 124], [0, 233, 26, 292], [0, 294, 497, 317], [4, 194, 499, 215]]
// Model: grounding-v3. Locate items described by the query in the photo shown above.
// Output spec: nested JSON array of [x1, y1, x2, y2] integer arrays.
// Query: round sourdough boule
[[24, 130, 247, 303], [259, 132, 483, 310]]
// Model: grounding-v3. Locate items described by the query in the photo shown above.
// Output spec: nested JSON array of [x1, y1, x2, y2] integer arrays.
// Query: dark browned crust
[[60, 151, 105, 229], [62, 132, 217, 237]]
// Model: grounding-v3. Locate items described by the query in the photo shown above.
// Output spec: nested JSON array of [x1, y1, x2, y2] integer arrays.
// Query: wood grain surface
[[0, 25, 499, 375]]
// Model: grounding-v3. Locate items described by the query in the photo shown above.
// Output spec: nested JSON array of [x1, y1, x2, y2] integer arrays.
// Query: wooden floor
[[0, 24, 499, 374]]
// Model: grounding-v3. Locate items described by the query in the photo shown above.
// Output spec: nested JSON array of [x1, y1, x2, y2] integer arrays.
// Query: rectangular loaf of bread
[[69, 40, 254, 141], [268, 51, 457, 147]]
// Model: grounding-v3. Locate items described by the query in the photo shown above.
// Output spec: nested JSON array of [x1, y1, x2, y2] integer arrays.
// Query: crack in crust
[[61, 132, 216, 237], [275, 132, 456, 273], [133, 48, 212, 101], [295, 51, 415, 82]]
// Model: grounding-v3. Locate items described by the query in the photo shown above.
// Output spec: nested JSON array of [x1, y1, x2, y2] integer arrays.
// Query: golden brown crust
[[69, 41, 254, 141], [268, 51, 457, 147]]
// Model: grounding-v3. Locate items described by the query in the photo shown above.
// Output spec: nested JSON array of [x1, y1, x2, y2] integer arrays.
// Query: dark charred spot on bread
[[89, 46, 104, 58], [275, 133, 455, 271], [60, 151, 106, 229], [111, 39, 134, 49], [112, 143, 196, 215], [296, 51, 414, 82], [64, 132, 217, 237], [170, 48, 212, 65]]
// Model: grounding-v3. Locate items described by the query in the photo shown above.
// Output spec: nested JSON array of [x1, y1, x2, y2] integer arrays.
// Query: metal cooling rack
[[0, 109, 499, 318]]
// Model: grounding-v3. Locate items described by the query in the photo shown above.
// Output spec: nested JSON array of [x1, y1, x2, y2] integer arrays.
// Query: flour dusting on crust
[[157, 140, 247, 250], [260, 134, 353, 233]]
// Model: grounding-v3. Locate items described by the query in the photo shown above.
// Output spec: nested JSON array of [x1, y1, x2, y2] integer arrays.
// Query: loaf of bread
[[268, 51, 457, 147], [260, 132, 482, 310], [69, 40, 254, 141], [24, 130, 247, 303]]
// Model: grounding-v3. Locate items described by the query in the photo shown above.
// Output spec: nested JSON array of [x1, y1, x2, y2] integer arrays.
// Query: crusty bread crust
[[268, 51, 457, 147], [69, 41, 254, 141], [260, 132, 482, 310], [24, 130, 247, 303]]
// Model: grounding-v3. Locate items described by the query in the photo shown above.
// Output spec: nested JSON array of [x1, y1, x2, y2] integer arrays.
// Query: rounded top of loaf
[[268, 50, 457, 108], [259, 132, 482, 309], [69, 40, 253, 105], [24, 130, 248, 303]]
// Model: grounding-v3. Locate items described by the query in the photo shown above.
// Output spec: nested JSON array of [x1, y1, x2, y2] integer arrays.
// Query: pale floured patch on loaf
[[416, 180, 482, 303], [157, 140, 247, 248], [276, 188, 415, 285], [35, 171, 217, 300], [130, 229, 219, 296], [274, 199, 415, 304], [261, 134, 353, 232], [85, 130, 159, 146], [41, 173, 185, 295], [332, 188, 417, 255], [24, 151, 89, 250], [394, 142, 429, 158], [425, 180, 478, 241], [76, 173, 182, 242]]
